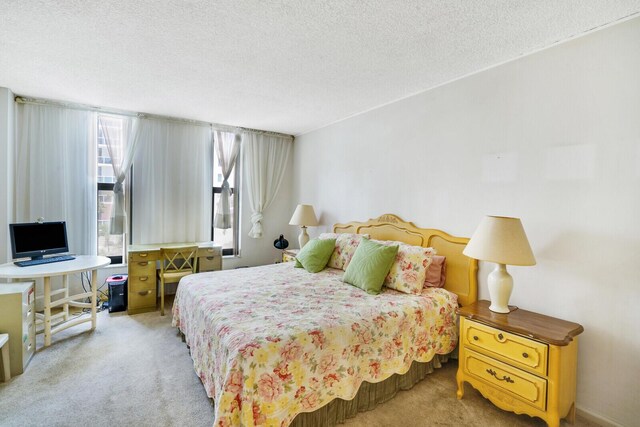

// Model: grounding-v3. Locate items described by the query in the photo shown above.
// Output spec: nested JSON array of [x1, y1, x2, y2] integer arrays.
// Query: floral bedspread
[[172, 262, 458, 427]]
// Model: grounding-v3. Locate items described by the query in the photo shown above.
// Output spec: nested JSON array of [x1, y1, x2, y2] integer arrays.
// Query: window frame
[[96, 116, 128, 265], [212, 156, 241, 257], [97, 181, 123, 265]]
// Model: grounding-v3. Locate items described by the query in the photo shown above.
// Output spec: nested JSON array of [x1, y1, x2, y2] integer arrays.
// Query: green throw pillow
[[343, 238, 399, 295], [294, 238, 337, 273]]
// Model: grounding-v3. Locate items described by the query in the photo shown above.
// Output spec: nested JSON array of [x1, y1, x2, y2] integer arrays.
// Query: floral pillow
[[373, 240, 436, 294], [319, 232, 370, 270]]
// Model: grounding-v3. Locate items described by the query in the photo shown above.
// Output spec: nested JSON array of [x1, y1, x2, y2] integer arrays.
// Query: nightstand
[[282, 249, 299, 263], [456, 300, 583, 427]]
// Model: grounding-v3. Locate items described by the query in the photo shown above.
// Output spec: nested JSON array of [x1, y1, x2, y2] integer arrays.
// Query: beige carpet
[[0, 306, 597, 427]]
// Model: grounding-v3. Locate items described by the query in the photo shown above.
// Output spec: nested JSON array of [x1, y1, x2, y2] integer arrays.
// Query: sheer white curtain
[[14, 103, 97, 255], [131, 118, 212, 244], [213, 130, 240, 229], [97, 115, 141, 234], [243, 132, 292, 238]]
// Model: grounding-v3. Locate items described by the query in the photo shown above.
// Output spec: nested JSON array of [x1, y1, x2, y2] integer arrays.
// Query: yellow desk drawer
[[198, 247, 221, 257], [463, 349, 547, 411], [129, 276, 155, 292], [129, 260, 156, 276], [128, 256, 157, 314], [198, 255, 221, 272], [128, 277, 157, 314], [129, 252, 156, 262], [128, 288, 157, 309], [463, 320, 548, 376]]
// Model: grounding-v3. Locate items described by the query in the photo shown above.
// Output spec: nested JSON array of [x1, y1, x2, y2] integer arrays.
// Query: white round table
[[0, 256, 111, 347]]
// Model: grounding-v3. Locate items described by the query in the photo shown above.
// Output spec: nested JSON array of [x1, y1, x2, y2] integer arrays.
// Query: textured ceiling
[[1, 1, 639, 135]]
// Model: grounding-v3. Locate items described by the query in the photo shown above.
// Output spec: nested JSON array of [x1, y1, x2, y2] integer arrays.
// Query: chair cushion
[[159, 270, 194, 284]]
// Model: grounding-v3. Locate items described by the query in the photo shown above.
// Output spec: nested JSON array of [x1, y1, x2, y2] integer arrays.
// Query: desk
[[0, 256, 111, 347], [127, 242, 222, 315]]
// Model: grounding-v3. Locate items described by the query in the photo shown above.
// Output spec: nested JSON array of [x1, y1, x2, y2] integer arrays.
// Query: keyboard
[[14, 255, 76, 267]]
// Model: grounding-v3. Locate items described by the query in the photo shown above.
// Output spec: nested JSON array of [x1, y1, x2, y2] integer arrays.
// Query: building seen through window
[[97, 117, 125, 263]]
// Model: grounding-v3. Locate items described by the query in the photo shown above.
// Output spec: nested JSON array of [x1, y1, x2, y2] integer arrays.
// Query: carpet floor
[[0, 306, 598, 427]]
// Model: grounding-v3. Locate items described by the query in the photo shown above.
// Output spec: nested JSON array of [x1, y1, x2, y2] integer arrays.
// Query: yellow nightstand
[[456, 300, 583, 427], [282, 249, 299, 263]]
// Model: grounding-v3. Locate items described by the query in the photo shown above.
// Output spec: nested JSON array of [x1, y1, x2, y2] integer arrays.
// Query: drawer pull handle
[[522, 352, 529, 359], [497, 333, 504, 340], [486, 369, 514, 383], [473, 336, 479, 341], [138, 290, 151, 296], [139, 253, 148, 258], [138, 262, 149, 266], [206, 256, 215, 260], [139, 277, 148, 281]]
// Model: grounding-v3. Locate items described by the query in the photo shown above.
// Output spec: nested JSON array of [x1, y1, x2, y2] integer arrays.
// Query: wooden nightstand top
[[457, 300, 584, 346]]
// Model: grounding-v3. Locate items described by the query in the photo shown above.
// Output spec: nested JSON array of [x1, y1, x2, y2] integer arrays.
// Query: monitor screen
[[9, 221, 69, 260]]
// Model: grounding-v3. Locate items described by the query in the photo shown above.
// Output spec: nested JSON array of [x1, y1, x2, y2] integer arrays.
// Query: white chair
[[0, 333, 10, 382]]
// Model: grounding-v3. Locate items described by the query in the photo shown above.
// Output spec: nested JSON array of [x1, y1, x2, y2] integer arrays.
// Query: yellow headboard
[[333, 214, 478, 306]]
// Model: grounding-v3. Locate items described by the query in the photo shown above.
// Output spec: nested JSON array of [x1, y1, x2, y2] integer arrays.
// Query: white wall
[[292, 17, 640, 426], [0, 87, 14, 263]]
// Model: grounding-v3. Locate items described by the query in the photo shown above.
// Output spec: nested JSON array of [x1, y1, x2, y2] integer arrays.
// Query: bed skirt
[[290, 353, 450, 427], [180, 330, 449, 427]]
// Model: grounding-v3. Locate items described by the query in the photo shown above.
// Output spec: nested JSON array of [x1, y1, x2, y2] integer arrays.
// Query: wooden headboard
[[333, 214, 478, 306]]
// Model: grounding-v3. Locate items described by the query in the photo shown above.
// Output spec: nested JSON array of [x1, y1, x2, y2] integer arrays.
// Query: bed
[[172, 214, 478, 426]]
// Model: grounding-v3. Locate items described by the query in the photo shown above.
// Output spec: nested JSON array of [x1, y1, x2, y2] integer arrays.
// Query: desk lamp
[[463, 216, 536, 313], [289, 204, 318, 248]]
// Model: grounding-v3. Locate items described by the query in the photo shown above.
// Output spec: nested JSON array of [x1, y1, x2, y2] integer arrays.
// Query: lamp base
[[488, 264, 513, 314], [298, 226, 309, 248]]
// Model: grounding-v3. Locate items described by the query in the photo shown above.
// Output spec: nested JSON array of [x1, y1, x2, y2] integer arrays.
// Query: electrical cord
[[78, 271, 109, 314]]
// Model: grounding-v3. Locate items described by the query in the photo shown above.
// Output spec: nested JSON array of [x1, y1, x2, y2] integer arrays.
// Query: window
[[97, 117, 126, 263], [212, 133, 240, 256]]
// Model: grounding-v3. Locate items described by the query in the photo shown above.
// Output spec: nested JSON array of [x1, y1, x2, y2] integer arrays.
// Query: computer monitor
[[9, 221, 70, 260]]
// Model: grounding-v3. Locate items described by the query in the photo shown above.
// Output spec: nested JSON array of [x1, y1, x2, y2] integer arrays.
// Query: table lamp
[[463, 216, 536, 313], [289, 204, 318, 248]]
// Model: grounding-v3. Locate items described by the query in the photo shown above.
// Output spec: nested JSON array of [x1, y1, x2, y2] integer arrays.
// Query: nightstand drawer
[[463, 349, 547, 411], [463, 320, 548, 376]]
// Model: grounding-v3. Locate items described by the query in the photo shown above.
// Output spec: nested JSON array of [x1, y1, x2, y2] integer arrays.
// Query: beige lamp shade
[[464, 215, 535, 313], [289, 204, 318, 226], [463, 216, 536, 266]]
